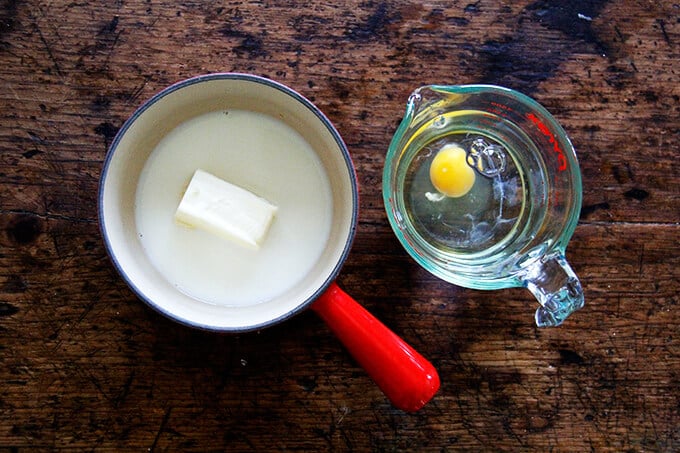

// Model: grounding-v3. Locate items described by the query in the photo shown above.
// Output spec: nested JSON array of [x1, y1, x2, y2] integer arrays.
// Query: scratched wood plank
[[1, 0, 679, 451], [0, 218, 677, 449]]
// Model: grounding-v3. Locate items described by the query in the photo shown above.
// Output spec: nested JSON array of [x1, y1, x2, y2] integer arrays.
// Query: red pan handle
[[311, 282, 440, 412]]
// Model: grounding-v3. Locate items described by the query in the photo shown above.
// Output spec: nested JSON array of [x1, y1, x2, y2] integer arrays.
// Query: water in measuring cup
[[401, 112, 545, 258]]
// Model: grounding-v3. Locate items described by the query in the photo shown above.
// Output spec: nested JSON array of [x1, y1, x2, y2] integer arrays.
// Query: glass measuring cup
[[383, 85, 584, 327]]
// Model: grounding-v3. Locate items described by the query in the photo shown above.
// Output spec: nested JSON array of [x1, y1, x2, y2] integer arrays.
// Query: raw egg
[[429, 144, 476, 198]]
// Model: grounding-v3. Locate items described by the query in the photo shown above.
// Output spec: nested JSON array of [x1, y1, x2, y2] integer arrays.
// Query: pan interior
[[99, 75, 357, 331]]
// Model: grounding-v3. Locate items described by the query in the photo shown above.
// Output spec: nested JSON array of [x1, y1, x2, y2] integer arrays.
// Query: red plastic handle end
[[311, 282, 440, 412]]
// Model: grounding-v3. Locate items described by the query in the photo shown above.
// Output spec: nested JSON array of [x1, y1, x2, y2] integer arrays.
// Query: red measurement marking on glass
[[489, 101, 513, 118], [526, 112, 567, 172]]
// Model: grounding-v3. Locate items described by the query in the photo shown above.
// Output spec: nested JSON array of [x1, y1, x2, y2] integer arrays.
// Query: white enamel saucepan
[[98, 73, 439, 411]]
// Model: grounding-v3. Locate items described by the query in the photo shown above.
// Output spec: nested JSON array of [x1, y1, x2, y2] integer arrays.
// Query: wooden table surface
[[1, 1, 679, 451]]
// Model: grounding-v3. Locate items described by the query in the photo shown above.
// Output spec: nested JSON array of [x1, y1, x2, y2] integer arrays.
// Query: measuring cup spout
[[520, 252, 584, 327], [405, 85, 460, 122]]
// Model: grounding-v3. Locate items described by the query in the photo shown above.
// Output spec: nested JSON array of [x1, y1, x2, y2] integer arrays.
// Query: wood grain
[[1, 0, 679, 450]]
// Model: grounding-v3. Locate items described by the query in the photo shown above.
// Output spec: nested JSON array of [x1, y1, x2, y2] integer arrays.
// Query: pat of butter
[[175, 169, 278, 250]]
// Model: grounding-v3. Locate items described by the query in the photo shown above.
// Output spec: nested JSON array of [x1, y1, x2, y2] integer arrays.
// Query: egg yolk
[[429, 144, 476, 198]]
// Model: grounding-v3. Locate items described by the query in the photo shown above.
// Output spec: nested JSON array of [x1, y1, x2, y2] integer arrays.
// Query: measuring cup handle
[[311, 282, 440, 412], [520, 252, 585, 327]]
